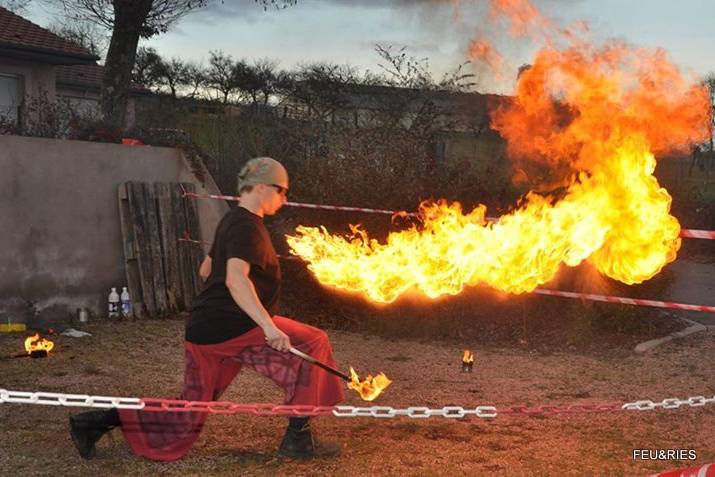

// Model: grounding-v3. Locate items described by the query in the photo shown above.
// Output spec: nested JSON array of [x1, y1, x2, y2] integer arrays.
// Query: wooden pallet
[[118, 182, 204, 318]]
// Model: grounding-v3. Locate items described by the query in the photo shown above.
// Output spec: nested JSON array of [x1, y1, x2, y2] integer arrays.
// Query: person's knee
[[309, 328, 330, 347], [285, 321, 331, 348]]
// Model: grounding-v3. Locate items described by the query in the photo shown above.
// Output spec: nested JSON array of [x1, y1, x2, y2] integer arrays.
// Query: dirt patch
[[1, 320, 713, 476]]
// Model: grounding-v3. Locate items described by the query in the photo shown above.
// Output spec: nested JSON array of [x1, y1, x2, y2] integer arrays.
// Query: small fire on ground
[[462, 350, 474, 372], [25, 334, 54, 355]]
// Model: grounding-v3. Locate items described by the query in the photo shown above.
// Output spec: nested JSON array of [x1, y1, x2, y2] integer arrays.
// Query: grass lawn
[[1, 319, 713, 476]]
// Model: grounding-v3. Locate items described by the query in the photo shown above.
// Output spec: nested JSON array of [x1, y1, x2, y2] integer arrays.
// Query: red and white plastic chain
[[2, 388, 713, 418]]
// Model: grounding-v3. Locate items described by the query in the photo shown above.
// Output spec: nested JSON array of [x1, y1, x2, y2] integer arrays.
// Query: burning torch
[[288, 347, 392, 402], [462, 349, 474, 373]]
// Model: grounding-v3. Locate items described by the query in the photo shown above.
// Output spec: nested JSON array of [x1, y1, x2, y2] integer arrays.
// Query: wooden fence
[[118, 182, 204, 318]]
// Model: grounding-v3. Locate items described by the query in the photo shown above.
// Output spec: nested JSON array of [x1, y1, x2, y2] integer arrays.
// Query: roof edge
[[0, 42, 99, 65]]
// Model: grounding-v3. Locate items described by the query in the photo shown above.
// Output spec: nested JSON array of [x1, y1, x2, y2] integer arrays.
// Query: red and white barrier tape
[[535, 289, 715, 314], [680, 229, 715, 239], [182, 191, 715, 240], [184, 191, 239, 202], [178, 237, 205, 246], [1, 388, 713, 418], [650, 463, 715, 477], [182, 191, 417, 216], [284, 201, 418, 217]]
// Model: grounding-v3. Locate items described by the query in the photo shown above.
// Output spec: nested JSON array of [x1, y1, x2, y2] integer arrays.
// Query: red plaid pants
[[118, 316, 345, 461]]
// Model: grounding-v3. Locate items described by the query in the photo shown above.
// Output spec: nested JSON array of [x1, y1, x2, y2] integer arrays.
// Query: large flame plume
[[286, 1, 711, 304]]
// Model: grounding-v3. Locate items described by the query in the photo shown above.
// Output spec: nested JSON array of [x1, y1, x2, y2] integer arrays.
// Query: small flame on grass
[[462, 350, 474, 364], [25, 334, 54, 354]]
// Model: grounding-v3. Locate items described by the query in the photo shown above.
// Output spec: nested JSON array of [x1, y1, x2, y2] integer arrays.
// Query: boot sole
[[277, 448, 341, 459]]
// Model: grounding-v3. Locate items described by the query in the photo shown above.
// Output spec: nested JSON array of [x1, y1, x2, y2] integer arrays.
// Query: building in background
[[0, 6, 146, 130]]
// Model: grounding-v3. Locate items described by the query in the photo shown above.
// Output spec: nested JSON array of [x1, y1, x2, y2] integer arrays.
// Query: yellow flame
[[24, 334, 54, 354], [347, 367, 392, 401], [286, 34, 709, 304], [463, 350, 474, 364], [287, 141, 679, 302]]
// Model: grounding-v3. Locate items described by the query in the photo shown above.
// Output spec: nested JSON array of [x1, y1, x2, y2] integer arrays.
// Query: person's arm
[[199, 256, 212, 282], [225, 257, 291, 351]]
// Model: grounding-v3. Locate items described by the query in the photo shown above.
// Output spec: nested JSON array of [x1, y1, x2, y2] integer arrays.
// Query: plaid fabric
[[118, 316, 345, 461]]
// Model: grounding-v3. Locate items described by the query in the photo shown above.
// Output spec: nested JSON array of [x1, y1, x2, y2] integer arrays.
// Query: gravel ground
[[1, 320, 713, 476]]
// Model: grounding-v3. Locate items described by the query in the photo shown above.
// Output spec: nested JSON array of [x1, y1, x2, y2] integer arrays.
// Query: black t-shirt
[[186, 207, 281, 344]]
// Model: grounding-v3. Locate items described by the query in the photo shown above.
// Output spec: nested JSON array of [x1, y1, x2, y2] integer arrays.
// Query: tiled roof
[[56, 64, 105, 86], [0, 6, 97, 61]]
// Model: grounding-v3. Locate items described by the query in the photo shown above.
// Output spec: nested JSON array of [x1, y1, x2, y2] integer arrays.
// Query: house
[[0, 6, 144, 129]]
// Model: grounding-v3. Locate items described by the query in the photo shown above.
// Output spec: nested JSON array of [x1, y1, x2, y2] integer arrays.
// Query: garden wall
[[0, 134, 228, 325]]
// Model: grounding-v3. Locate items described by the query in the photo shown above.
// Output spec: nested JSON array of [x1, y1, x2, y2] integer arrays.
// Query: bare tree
[[131, 46, 162, 90], [49, 0, 299, 130], [207, 50, 237, 104], [155, 56, 188, 98], [375, 45, 433, 90], [287, 62, 361, 121], [375, 44, 475, 92], [371, 44, 482, 137], [183, 61, 208, 99], [254, 59, 281, 104], [233, 58, 279, 105], [48, 20, 109, 59]]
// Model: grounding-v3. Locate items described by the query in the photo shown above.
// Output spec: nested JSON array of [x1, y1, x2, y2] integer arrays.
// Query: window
[[62, 96, 100, 119], [0, 74, 23, 124]]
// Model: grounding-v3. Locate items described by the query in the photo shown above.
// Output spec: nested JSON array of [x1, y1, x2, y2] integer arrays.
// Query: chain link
[[139, 399, 335, 417], [621, 395, 715, 411], [497, 402, 624, 416], [0, 389, 144, 409], [332, 405, 498, 419], [2, 388, 713, 419]]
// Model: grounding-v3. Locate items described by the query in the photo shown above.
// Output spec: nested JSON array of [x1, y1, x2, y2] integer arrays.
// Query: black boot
[[69, 408, 120, 459], [277, 419, 340, 458]]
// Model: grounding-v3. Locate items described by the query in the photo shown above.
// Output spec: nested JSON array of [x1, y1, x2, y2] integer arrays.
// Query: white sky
[[24, 0, 715, 94]]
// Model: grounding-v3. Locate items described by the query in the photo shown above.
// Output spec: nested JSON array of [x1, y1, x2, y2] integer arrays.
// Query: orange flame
[[24, 334, 54, 354], [489, 0, 550, 38], [462, 350, 474, 364], [467, 39, 504, 77], [347, 367, 392, 402], [286, 3, 711, 304]]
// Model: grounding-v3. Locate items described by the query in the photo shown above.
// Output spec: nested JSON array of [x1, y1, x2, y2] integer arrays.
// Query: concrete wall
[[0, 134, 228, 325]]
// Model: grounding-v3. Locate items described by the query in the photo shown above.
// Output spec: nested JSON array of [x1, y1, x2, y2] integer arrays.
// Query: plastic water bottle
[[108, 287, 120, 318], [120, 286, 132, 318]]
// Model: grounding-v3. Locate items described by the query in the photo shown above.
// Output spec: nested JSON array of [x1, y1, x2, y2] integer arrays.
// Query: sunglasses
[[269, 184, 288, 196]]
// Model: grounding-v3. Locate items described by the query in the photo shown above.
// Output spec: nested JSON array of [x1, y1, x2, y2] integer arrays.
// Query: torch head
[[347, 367, 392, 401]]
